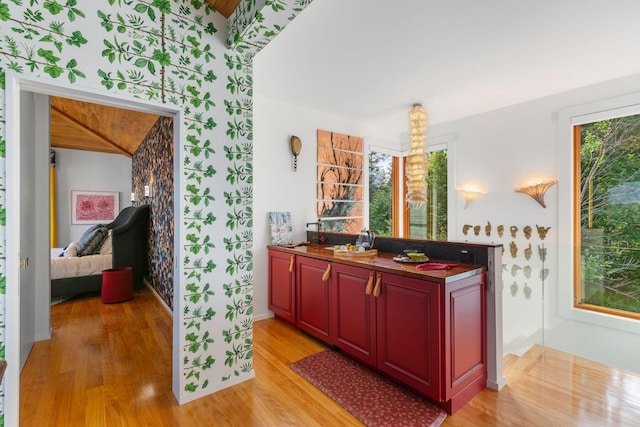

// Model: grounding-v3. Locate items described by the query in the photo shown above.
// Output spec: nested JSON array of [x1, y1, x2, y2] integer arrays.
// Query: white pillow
[[63, 241, 78, 257], [99, 230, 113, 255]]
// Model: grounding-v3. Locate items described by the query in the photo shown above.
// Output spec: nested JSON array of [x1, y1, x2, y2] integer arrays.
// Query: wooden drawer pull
[[288, 256, 295, 273], [365, 272, 374, 295], [322, 264, 331, 281], [373, 274, 382, 297]]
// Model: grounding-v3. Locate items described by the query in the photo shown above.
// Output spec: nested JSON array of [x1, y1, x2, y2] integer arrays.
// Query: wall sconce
[[290, 135, 302, 171], [406, 103, 428, 203], [144, 176, 154, 198], [514, 180, 558, 208], [130, 192, 135, 202], [457, 188, 486, 209]]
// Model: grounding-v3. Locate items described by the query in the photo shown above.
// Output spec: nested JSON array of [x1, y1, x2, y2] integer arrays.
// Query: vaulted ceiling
[[50, 97, 161, 157]]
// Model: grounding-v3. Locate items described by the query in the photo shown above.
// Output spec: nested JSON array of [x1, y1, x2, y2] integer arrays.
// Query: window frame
[[572, 121, 640, 321], [366, 135, 455, 240], [365, 145, 403, 237], [558, 93, 640, 332]]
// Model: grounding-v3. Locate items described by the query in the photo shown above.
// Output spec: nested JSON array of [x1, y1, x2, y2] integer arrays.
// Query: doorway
[[4, 72, 182, 425]]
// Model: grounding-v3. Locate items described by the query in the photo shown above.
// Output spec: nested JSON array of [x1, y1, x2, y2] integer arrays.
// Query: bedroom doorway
[[4, 72, 182, 425], [49, 97, 175, 308]]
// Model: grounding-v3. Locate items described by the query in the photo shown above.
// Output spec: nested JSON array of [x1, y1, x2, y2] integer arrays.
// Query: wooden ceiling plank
[[51, 105, 133, 157], [205, 0, 241, 18]]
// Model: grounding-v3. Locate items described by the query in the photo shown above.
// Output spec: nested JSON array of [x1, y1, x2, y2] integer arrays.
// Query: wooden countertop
[[268, 245, 485, 284]]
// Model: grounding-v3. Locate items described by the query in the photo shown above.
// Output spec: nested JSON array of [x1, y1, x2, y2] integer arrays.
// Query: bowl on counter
[[406, 252, 426, 262]]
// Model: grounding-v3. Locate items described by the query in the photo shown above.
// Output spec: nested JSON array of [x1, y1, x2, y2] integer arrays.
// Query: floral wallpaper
[[132, 116, 175, 308], [228, 0, 313, 56], [0, 0, 313, 420]]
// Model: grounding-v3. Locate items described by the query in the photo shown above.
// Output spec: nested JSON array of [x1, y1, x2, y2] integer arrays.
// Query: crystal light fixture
[[406, 103, 428, 203]]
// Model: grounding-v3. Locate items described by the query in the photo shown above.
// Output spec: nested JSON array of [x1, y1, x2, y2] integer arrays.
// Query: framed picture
[[71, 190, 119, 225], [268, 211, 294, 245]]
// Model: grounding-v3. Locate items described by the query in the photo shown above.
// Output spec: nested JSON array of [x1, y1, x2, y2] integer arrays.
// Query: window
[[404, 148, 448, 240], [368, 151, 399, 237], [367, 144, 448, 239], [574, 115, 640, 319]]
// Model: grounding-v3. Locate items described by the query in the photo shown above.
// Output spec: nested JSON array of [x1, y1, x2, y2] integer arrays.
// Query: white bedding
[[50, 248, 112, 280]]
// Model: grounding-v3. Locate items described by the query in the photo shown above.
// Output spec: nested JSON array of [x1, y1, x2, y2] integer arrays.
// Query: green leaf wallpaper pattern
[[0, 0, 89, 82], [227, 0, 313, 58], [0, 0, 315, 418], [96, 4, 163, 98]]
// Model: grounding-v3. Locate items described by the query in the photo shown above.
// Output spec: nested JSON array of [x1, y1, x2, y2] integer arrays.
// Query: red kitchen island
[[268, 244, 488, 415]]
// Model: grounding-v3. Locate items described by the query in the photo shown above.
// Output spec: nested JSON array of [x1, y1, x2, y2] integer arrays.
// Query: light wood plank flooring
[[20, 286, 640, 426]]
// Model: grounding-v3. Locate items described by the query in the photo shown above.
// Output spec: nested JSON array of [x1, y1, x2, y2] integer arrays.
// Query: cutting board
[[333, 249, 378, 258]]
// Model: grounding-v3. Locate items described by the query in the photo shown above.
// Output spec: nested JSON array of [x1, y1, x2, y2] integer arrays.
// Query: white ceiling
[[255, 0, 640, 138]]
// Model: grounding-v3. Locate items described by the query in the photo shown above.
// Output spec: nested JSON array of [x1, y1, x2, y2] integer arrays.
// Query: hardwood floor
[[20, 287, 640, 426]]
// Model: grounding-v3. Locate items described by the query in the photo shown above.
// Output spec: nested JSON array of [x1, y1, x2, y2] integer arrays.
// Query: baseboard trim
[[144, 278, 173, 316], [253, 311, 275, 321], [486, 376, 507, 391]]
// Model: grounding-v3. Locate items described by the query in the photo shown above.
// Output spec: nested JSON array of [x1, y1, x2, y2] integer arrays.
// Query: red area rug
[[291, 350, 447, 427]]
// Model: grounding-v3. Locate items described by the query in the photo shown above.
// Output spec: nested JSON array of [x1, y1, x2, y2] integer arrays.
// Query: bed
[[51, 204, 151, 298]]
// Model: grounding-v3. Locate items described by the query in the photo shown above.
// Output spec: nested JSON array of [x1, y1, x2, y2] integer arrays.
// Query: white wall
[[252, 94, 370, 319], [54, 148, 132, 245], [429, 89, 559, 357], [255, 69, 640, 373]]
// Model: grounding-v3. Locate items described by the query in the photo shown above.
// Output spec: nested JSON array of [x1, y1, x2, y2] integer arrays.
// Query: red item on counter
[[416, 262, 457, 271]]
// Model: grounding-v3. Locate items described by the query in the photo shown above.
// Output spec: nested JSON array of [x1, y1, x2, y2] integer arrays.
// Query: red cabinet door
[[443, 274, 487, 404], [376, 273, 442, 400], [268, 249, 296, 323], [296, 256, 333, 343], [332, 263, 377, 367]]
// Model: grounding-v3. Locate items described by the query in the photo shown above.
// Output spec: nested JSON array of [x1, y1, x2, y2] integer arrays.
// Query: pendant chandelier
[[406, 103, 428, 203]]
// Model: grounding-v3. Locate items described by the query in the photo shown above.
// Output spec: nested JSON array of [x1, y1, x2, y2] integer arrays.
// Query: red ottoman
[[101, 267, 134, 303]]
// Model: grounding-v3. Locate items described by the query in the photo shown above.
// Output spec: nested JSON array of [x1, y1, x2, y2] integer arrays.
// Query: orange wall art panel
[[317, 129, 363, 233]]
